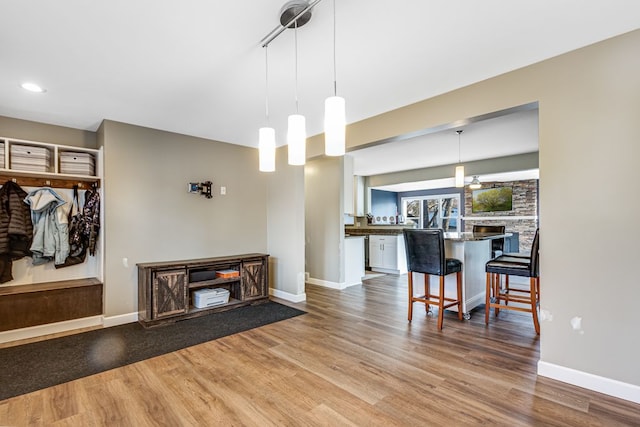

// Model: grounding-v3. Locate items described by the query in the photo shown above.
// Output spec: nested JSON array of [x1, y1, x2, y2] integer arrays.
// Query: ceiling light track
[[260, 0, 325, 48]]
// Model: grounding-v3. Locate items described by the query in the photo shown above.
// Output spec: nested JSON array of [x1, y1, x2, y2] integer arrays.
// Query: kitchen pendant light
[[469, 175, 481, 189], [259, 46, 276, 172], [324, 0, 345, 156], [287, 21, 307, 166], [455, 130, 465, 188]]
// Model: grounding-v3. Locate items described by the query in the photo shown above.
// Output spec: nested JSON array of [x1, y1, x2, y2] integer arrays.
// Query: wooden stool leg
[[531, 277, 540, 334], [437, 276, 445, 330], [456, 271, 463, 321], [407, 272, 413, 322], [505, 274, 510, 305], [424, 274, 431, 314], [485, 272, 491, 325]]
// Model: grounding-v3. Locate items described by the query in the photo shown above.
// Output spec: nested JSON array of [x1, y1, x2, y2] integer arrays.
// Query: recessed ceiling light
[[21, 82, 46, 93]]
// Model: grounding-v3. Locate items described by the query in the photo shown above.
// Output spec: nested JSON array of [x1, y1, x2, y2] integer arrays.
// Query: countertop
[[443, 232, 512, 241], [345, 227, 511, 241], [345, 225, 416, 236]]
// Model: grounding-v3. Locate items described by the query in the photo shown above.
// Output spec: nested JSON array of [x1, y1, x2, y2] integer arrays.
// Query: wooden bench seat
[[0, 278, 103, 331]]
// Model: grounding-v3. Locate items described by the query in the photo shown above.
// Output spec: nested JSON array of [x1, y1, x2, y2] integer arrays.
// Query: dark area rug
[[0, 301, 305, 401]]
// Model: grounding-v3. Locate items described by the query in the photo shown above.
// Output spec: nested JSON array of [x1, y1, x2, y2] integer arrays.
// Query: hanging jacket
[[24, 187, 69, 265], [0, 181, 33, 283], [82, 184, 100, 256]]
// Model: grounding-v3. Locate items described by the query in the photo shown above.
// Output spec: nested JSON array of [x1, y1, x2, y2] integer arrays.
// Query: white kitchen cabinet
[[369, 234, 407, 274], [344, 236, 365, 287], [353, 175, 365, 217]]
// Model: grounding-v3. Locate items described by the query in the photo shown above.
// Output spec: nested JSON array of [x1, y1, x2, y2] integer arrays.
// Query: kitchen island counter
[[345, 225, 415, 236]]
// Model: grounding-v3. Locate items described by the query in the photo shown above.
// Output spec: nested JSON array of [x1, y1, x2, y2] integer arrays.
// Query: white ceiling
[[351, 106, 539, 177], [1, 0, 639, 154]]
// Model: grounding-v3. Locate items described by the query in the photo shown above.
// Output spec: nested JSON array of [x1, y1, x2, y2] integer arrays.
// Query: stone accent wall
[[463, 179, 538, 251]]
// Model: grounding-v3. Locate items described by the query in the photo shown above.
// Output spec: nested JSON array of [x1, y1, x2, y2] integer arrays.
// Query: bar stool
[[403, 229, 463, 330], [484, 229, 540, 334]]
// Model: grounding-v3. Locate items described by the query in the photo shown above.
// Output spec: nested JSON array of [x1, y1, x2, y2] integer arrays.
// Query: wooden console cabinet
[[137, 253, 269, 327]]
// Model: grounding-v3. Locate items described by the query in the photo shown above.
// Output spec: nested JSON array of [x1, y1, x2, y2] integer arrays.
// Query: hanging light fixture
[[259, 0, 345, 168], [455, 130, 465, 188], [324, 0, 345, 156], [259, 46, 276, 172], [469, 176, 482, 189], [287, 20, 307, 166]]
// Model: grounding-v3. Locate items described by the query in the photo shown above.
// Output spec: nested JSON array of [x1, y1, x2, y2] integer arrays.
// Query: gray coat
[[24, 187, 69, 265]]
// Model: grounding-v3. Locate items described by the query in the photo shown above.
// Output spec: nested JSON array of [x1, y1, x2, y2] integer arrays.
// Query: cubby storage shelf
[[188, 277, 240, 290], [0, 137, 101, 189]]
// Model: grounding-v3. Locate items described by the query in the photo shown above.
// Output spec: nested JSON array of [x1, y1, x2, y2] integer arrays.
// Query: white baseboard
[[538, 361, 640, 404], [270, 288, 306, 303], [0, 311, 140, 345], [0, 316, 102, 344], [103, 312, 138, 328], [306, 277, 360, 290]]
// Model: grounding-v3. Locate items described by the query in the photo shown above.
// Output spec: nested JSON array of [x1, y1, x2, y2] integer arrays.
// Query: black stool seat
[[486, 256, 533, 277], [502, 251, 531, 259], [444, 258, 462, 274]]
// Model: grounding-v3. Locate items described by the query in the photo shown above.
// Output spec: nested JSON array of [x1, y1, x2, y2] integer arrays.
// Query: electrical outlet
[[220, 186, 226, 195]]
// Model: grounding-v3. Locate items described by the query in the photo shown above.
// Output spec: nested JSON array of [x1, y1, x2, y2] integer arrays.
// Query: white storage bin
[[59, 151, 95, 176], [193, 288, 230, 308], [10, 144, 52, 172]]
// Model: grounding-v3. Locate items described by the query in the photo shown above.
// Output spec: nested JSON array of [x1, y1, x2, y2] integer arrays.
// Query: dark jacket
[[0, 181, 33, 283]]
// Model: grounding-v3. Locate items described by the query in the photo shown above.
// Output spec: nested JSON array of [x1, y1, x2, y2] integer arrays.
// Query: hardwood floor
[[1, 274, 639, 426]]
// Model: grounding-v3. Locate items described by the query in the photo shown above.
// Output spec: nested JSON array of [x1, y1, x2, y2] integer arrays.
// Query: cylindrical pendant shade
[[324, 96, 346, 156], [258, 127, 276, 172], [455, 165, 465, 188], [287, 114, 306, 165]]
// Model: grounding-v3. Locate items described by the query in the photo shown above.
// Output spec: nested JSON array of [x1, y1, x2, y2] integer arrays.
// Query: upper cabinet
[[343, 155, 366, 217], [354, 175, 365, 217], [0, 137, 101, 189], [343, 154, 355, 215]]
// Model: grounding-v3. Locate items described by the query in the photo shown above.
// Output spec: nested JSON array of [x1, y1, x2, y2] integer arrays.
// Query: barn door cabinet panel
[[152, 269, 188, 319], [241, 258, 267, 300], [137, 253, 269, 327]]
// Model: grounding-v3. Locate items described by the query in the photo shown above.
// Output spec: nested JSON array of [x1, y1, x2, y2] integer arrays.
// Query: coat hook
[[45, 180, 51, 186], [11, 178, 16, 183]]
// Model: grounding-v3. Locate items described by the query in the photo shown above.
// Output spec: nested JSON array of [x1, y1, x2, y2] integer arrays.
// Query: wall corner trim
[[102, 312, 139, 328], [270, 288, 307, 303], [537, 361, 640, 404], [306, 277, 361, 290]]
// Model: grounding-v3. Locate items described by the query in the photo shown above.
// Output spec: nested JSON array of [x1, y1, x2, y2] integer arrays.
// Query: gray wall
[[303, 29, 640, 389], [305, 156, 343, 284], [0, 116, 96, 148], [99, 120, 268, 316], [266, 146, 306, 299]]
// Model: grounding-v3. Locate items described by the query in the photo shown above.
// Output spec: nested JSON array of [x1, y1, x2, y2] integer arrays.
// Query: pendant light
[[324, 0, 345, 156], [455, 130, 464, 188], [287, 21, 307, 166], [259, 46, 276, 172], [469, 176, 482, 189]]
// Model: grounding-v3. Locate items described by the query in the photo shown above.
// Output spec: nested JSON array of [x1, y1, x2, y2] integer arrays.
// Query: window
[[402, 194, 460, 231]]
